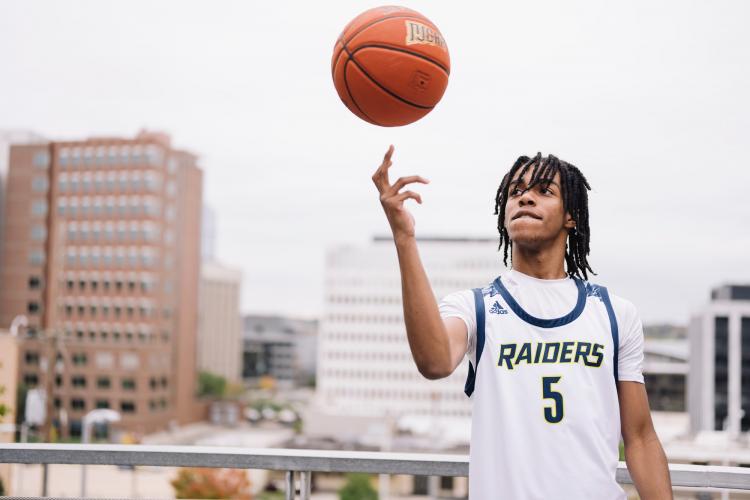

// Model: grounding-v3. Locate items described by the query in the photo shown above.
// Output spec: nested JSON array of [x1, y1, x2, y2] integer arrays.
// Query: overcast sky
[[1, 0, 748, 324]]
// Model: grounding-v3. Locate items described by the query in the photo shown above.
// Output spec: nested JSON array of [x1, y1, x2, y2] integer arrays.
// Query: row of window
[[57, 195, 165, 218], [40, 374, 169, 390], [63, 329, 170, 344], [66, 222, 163, 244], [325, 332, 406, 343], [325, 350, 412, 362], [324, 387, 470, 405], [63, 303, 156, 320], [58, 144, 169, 169], [57, 171, 169, 194], [53, 397, 168, 414], [65, 246, 162, 269], [65, 277, 161, 294], [326, 314, 405, 324], [328, 295, 402, 305]]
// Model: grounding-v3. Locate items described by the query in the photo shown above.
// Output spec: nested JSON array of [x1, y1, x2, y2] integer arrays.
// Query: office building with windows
[[688, 284, 750, 437], [0, 130, 203, 436], [315, 236, 499, 430]]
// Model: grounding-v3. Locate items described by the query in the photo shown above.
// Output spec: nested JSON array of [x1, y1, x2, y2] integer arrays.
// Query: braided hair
[[493, 152, 594, 280]]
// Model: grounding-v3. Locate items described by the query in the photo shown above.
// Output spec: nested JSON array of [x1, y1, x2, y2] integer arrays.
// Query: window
[[71, 398, 86, 411], [120, 401, 136, 413], [33, 151, 50, 169], [27, 302, 40, 314], [72, 353, 87, 366], [59, 148, 70, 167], [96, 400, 110, 409], [122, 378, 136, 390], [31, 200, 48, 217], [28, 276, 42, 289], [30, 224, 47, 241], [31, 176, 49, 192], [71, 375, 87, 388], [57, 197, 67, 215], [97, 377, 111, 389], [25, 351, 40, 365], [23, 374, 39, 386]]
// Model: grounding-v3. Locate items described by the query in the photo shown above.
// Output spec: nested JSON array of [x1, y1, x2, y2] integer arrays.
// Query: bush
[[172, 468, 251, 499], [197, 372, 227, 398], [339, 473, 377, 500]]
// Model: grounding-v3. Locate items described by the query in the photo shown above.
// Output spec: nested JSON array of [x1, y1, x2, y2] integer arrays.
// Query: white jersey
[[439, 269, 645, 500]]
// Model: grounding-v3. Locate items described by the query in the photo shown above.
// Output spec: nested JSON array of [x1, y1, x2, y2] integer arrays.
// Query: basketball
[[331, 6, 450, 127]]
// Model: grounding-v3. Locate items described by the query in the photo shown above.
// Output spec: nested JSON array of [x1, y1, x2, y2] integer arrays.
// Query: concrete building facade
[[688, 284, 750, 437], [242, 315, 318, 388], [316, 236, 499, 424], [197, 261, 242, 383]]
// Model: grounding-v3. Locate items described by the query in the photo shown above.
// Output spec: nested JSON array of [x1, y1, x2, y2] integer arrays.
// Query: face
[[503, 169, 575, 249]]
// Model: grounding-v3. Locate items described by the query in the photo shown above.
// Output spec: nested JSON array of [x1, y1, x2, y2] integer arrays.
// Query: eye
[[539, 185, 553, 195], [509, 187, 522, 196]]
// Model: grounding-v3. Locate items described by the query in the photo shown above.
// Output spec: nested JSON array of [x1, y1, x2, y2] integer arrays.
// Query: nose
[[519, 189, 536, 207]]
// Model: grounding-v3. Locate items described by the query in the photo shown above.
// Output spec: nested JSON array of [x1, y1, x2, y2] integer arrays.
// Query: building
[[643, 338, 688, 412], [0, 328, 20, 492], [242, 315, 318, 388], [688, 284, 750, 437], [0, 131, 47, 291], [0, 130, 203, 436], [314, 236, 499, 442], [197, 261, 242, 383]]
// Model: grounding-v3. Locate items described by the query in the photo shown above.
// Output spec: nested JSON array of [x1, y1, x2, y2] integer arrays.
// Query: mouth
[[511, 210, 542, 221]]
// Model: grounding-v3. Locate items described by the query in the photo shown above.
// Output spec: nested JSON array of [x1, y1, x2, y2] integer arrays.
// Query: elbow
[[418, 363, 451, 380]]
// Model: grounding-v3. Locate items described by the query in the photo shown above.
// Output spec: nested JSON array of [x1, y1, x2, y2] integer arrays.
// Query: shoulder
[[582, 280, 640, 326]]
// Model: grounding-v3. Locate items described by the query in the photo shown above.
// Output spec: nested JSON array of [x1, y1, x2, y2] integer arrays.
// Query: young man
[[372, 146, 672, 499]]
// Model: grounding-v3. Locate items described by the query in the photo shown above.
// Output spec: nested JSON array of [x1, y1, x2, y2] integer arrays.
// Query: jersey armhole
[[464, 288, 486, 397]]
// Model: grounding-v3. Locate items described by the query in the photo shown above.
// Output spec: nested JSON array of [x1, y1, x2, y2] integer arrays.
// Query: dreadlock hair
[[493, 152, 595, 280]]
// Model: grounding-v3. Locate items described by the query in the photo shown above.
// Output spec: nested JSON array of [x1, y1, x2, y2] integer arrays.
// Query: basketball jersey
[[439, 269, 645, 500]]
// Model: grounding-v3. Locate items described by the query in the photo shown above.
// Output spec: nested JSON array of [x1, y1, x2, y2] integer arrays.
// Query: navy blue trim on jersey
[[598, 285, 620, 384], [492, 276, 587, 328], [464, 287, 486, 397]]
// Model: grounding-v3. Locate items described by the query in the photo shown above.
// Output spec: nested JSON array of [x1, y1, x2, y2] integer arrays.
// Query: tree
[[339, 473, 377, 500], [171, 468, 252, 500], [197, 371, 227, 398]]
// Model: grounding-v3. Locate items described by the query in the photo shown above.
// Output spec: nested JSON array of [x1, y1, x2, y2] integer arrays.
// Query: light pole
[[80, 409, 121, 497]]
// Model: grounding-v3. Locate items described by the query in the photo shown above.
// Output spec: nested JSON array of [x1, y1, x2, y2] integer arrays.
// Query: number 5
[[542, 376, 564, 424]]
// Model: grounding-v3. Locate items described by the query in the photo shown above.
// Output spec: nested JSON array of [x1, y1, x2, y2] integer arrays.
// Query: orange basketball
[[331, 5, 450, 127]]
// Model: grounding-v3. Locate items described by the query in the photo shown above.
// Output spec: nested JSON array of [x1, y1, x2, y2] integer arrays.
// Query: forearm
[[624, 431, 673, 500], [394, 235, 450, 379]]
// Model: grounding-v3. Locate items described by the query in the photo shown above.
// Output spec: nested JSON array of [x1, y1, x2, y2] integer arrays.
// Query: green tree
[[197, 371, 227, 398], [339, 473, 377, 500]]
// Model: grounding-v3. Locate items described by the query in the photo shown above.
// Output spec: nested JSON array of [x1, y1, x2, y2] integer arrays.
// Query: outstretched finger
[[390, 175, 430, 194], [395, 190, 423, 205], [371, 145, 395, 191]]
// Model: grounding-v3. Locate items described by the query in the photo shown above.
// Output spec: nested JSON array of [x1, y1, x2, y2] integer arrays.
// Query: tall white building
[[197, 261, 243, 383], [688, 284, 750, 438], [316, 236, 500, 426]]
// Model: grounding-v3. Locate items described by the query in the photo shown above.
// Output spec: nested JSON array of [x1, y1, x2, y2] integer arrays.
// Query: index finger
[[372, 144, 395, 191]]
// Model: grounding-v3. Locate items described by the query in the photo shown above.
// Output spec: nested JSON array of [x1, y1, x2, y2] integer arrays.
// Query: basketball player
[[372, 145, 672, 499]]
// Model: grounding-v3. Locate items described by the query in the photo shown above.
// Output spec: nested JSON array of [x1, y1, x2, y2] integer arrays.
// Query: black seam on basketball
[[343, 56, 380, 126], [351, 44, 450, 75], [333, 14, 438, 73], [342, 42, 434, 111]]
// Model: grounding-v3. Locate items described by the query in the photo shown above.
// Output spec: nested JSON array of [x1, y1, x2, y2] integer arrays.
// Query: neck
[[510, 235, 568, 280]]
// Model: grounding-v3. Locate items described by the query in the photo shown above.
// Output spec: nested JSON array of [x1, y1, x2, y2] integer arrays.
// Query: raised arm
[[372, 145, 468, 379]]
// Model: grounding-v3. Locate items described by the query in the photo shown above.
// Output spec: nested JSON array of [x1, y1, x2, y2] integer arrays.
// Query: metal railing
[[2, 443, 750, 499]]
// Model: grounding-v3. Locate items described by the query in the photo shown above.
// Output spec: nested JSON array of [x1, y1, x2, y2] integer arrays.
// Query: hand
[[371, 145, 430, 242]]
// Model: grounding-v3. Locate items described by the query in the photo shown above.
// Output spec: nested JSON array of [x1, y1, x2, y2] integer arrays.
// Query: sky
[[1, 0, 749, 324]]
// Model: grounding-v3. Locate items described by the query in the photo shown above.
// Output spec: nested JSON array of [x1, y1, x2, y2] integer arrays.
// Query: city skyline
[[1, 0, 749, 324]]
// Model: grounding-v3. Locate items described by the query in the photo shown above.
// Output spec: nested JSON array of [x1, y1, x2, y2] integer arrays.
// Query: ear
[[564, 214, 576, 230]]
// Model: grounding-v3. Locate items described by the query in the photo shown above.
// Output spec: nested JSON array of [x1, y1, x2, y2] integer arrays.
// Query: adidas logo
[[489, 301, 508, 315]]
